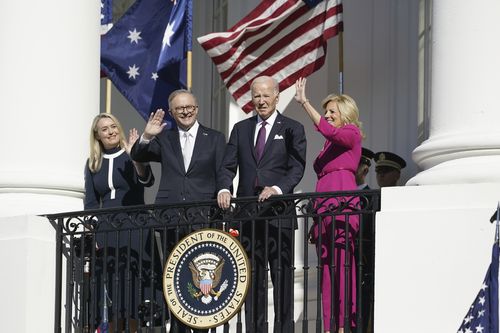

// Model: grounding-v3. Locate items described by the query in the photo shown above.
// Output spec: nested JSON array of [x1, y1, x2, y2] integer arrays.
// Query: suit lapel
[[167, 129, 185, 172], [190, 124, 209, 172], [248, 116, 259, 162], [262, 112, 284, 160]]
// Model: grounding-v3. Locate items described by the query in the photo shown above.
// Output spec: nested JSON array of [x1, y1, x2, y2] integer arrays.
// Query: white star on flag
[[127, 64, 140, 79], [127, 28, 142, 44], [100, 0, 113, 35], [101, 0, 189, 123], [456, 221, 499, 333], [162, 21, 175, 48]]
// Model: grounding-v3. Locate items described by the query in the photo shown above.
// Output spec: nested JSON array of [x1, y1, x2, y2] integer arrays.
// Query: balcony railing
[[44, 189, 380, 333]]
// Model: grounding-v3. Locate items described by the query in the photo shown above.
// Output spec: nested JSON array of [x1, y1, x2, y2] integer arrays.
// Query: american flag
[[457, 220, 499, 333], [197, 0, 343, 113]]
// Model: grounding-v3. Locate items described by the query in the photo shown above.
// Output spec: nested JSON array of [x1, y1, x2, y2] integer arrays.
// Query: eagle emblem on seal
[[188, 252, 229, 304]]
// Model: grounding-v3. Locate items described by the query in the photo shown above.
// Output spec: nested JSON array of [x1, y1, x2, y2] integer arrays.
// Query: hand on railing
[[217, 191, 232, 210]]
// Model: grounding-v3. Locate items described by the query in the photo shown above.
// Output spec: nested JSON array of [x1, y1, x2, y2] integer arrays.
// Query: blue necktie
[[254, 121, 267, 161]]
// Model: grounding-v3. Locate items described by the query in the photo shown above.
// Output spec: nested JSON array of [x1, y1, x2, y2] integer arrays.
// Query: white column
[[408, 0, 500, 185], [0, 0, 100, 216], [0, 1, 99, 332], [374, 183, 498, 333]]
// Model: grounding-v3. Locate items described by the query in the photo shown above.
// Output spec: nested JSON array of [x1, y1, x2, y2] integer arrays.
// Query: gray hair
[[250, 76, 279, 94], [168, 89, 198, 108]]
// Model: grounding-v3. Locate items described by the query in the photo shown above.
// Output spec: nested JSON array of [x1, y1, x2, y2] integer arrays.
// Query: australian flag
[[457, 217, 499, 333], [101, 0, 191, 125]]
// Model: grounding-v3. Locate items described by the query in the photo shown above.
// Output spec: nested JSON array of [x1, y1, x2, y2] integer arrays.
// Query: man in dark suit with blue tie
[[217, 76, 307, 332], [131, 89, 226, 333]]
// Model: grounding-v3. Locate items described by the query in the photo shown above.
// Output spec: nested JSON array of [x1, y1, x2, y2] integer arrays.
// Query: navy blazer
[[218, 112, 306, 198], [131, 123, 226, 204], [84, 147, 154, 209]]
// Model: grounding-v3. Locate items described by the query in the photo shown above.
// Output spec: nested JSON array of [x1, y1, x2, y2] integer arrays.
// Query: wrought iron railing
[[44, 189, 380, 333]]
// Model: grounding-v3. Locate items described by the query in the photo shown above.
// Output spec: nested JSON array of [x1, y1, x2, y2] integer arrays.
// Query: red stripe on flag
[[239, 56, 326, 112], [200, 1, 298, 51], [222, 7, 335, 86], [226, 0, 299, 33], [198, 0, 343, 114], [230, 39, 326, 100], [217, 6, 310, 80], [233, 48, 327, 112]]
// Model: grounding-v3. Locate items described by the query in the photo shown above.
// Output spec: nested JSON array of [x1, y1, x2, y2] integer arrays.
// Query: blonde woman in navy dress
[[84, 113, 154, 331], [295, 78, 363, 333], [85, 113, 153, 208]]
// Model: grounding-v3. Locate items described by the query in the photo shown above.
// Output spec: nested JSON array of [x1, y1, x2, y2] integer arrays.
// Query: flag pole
[[186, 0, 193, 91], [338, 30, 344, 95], [496, 202, 499, 245], [187, 51, 192, 91], [105, 78, 112, 114]]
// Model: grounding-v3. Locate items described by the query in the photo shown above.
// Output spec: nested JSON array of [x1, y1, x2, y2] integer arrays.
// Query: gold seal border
[[163, 229, 250, 329]]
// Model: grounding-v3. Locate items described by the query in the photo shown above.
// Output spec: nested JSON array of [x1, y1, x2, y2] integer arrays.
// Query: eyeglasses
[[172, 105, 198, 113]]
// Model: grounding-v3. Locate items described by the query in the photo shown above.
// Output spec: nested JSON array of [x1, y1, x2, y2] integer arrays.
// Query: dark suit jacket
[[131, 123, 226, 204], [131, 123, 224, 332], [218, 112, 306, 220]]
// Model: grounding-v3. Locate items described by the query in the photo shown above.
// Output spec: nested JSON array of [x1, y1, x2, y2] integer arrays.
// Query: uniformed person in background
[[356, 147, 375, 190], [374, 151, 407, 187], [356, 147, 376, 333]]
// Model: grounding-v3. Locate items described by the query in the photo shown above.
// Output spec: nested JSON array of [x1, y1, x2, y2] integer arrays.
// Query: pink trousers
[[311, 217, 358, 331]]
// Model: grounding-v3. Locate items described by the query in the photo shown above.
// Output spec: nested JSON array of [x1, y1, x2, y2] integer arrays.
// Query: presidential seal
[[163, 229, 250, 329]]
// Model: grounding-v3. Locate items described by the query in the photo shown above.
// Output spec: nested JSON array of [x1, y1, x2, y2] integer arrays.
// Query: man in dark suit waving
[[132, 89, 226, 205], [131, 89, 225, 333], [217, 76, 307, 332]]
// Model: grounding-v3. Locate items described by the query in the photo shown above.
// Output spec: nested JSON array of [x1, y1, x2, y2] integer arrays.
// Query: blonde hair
[[321, 94, 365, 138], [88, 113, 126, 173]]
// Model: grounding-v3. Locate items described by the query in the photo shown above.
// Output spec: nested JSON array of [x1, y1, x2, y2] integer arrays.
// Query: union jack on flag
[[100, 0, 190, 122], [100, 0, 113, 35]]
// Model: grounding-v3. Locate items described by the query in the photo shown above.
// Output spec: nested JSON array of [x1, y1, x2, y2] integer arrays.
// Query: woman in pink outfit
[[295, 78, 363, 333]]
